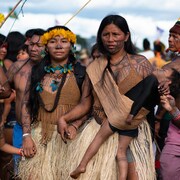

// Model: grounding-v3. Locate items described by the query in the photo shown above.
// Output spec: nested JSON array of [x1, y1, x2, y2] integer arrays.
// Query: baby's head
[[17, 44, 29, 61]]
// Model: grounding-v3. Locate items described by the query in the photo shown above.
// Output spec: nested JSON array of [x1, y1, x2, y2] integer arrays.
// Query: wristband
[[70, 123, 78, 131], [23, 133, 31, 138], [173, 114, 180, 121], [18, 148, 24, 156], [170, 108, 180, 119]]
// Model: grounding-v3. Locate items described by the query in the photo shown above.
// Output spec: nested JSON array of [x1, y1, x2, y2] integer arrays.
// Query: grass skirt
[[18, 119, 155, 180]]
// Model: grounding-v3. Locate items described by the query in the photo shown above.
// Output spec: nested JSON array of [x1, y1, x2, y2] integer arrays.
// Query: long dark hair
[[97, 15, 137, 83], [0, 34, 6, 46], [5, 31, 26, 62], [29, 26, 76, 122], [97, 14, 136, 57]]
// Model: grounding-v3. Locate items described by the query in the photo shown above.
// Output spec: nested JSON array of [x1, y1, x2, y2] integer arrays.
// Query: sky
[[0, 0, 179, 49]]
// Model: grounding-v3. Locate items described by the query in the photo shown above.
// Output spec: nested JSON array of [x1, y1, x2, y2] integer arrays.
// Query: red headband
[[170, 18, 180, 34]]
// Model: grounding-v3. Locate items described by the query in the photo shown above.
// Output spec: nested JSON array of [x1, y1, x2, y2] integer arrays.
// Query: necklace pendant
[[50, 80, 59, 92], [36, 82, 43, 93], [43, 63, 74, 92]]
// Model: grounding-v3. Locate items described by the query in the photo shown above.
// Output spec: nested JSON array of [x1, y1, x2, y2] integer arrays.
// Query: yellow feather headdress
[[41, 28, 76, 45]]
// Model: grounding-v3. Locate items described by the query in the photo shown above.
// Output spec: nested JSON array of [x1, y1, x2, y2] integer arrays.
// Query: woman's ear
[[125, 32, 130, 42]]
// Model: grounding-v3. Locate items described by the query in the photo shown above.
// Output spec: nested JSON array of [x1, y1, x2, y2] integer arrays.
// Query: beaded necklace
[[36, 63, 73, 92], [36, 63, 74, 113]]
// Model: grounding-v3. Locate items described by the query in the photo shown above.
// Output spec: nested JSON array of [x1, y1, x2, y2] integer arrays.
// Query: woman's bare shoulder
[[129, 54, 153, 69], [129, 54, 148, 64], [129, 54, 154, 76]]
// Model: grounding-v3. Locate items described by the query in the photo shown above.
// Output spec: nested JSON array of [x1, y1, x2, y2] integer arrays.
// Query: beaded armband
[[171, 107, 180, 121]]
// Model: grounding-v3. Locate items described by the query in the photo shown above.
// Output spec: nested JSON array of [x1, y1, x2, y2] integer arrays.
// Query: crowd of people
[[0, 14, 180, 180]]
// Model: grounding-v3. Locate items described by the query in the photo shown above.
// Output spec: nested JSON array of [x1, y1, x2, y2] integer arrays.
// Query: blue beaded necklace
[[36, 63, 73, 92], [44, 63, 73, 74]]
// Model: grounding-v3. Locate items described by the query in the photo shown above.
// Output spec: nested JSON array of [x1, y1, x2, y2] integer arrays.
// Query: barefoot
[[70, 165, 86, 179]]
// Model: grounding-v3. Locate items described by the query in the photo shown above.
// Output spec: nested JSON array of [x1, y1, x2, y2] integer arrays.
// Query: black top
[[125, 74, 160, 116]]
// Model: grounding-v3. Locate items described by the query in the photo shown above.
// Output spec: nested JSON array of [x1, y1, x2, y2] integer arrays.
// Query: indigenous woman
[[58, 15, 157, 180], [0, 117, 24, 156], [0, 34, 16, 179], [18, 26, 86, 179], [159, 69, 180, 180]]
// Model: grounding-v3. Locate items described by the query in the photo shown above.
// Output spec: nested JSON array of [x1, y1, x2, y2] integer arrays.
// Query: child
[[159, 69, 180, 179], [70, 73, 161, 179], [16, 44, 29, 61], [0, 119, 24, 156]]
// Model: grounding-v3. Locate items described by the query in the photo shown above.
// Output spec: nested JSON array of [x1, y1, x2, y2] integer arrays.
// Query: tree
[[76, 35, 88, 49]]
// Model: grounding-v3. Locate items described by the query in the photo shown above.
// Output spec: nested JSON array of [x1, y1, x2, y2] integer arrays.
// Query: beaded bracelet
[[173, 114, 180, 121], [170, 107, 180, 119], [18, 148, 24, 156], [170, 107, 180, 121]]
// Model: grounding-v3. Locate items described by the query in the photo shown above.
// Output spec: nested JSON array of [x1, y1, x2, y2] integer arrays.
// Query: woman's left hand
[[66, 125, 78, 140]]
